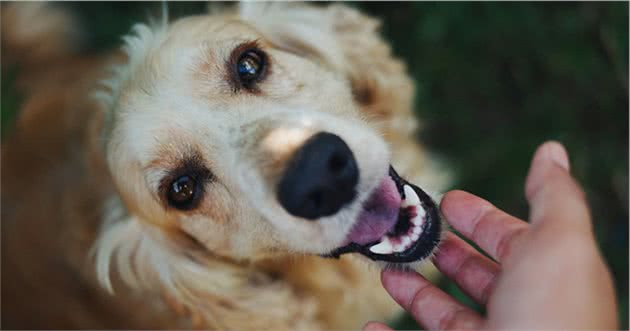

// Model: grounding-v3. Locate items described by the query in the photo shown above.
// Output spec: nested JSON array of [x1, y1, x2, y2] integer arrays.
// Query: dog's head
[[96, 3, 441, 293]]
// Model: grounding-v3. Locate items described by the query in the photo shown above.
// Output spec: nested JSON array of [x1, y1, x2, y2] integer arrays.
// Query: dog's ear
[[92, 198, 316, 328], [240, 3, 414, 120]]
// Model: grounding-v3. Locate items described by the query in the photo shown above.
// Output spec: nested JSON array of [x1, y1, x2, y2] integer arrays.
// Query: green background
[[2, 2, 627, 329]]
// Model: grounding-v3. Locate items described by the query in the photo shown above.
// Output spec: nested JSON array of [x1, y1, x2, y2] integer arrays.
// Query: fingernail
[[541, 141, 570, 171]]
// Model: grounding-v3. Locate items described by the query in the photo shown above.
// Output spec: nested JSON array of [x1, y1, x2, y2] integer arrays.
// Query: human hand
[[365, 141, 618, 330]]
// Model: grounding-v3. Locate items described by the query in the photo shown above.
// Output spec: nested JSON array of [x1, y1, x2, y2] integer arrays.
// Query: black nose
[[277, 132, 359, 220]]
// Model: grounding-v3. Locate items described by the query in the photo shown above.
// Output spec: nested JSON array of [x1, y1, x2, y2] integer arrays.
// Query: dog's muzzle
[[276, 131, 441, 264]]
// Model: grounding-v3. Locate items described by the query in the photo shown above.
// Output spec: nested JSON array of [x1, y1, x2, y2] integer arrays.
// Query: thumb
[[524, 141, 590, 232]]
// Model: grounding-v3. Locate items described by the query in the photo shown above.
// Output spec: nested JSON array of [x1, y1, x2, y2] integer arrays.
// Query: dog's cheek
[[179, 215, 239, 258], [173, 184, 238, 254]]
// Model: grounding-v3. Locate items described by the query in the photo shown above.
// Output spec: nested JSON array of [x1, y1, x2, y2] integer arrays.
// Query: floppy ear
[[239, 3, 414, 121], [93, 196, 318, 329]]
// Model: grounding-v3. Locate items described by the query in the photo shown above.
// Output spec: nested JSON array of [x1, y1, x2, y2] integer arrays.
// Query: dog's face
[[103, 5, 440, 268]]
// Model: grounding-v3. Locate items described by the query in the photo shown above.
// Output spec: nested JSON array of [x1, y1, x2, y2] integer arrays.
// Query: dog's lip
[[323, 166, 441, 263]]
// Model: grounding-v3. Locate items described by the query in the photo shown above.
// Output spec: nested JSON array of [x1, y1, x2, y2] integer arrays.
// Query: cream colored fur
[[3, 2, 449, 330]]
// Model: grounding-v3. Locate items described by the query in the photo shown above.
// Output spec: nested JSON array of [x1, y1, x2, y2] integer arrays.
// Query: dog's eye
[[238, 51, 262, 80], [167, 175, 198, 209], [235, 49, 267, 88]]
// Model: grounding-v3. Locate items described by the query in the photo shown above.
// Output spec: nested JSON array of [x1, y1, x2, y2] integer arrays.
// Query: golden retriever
[[2, 2, 449, 329]]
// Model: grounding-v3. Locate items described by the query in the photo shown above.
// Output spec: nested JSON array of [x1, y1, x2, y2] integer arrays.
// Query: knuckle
[[408, 283, 432, 312], [438, 309, 462, 331], [453, 251, 475, 280], [470, 207, 500, 242], [479, 272, 497, 304], [458, 255, 497, 304], [438, 308, 477, 331], [495, 227, 527, 262]]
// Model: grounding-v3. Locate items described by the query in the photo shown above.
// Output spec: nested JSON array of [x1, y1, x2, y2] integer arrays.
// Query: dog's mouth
[[325, 166, 441, 263]]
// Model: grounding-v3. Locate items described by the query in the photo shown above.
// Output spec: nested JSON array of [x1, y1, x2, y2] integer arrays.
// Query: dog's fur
[[2, 3, 448, 329]]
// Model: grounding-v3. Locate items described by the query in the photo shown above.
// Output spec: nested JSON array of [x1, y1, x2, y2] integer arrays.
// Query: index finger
[[440, 190, 528, 262]]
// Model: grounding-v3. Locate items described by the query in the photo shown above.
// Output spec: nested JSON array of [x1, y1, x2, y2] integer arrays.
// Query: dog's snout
[[277, 132, 359, 220]]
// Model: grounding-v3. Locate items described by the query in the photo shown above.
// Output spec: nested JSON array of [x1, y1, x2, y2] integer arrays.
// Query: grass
[[2, 2, 627, 329]]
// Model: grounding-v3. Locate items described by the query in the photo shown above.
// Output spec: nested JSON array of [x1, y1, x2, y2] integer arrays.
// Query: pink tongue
[[343, 176, 401, 245]]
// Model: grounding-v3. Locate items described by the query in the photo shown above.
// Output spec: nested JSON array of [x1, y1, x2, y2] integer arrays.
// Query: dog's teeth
[[401, 236, 411, 248], [411, 232, 420, 241], [401, 185, 420, 208], [390, 236, 410, 252], [394, 237, 411, 253], [369, 238, 393, 254], [412, 214, 422, 226], [412, 224, 422, 235]]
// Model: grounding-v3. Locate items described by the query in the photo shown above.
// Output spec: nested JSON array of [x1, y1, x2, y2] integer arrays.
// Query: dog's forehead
[[108, 13, 355, 177], [163, 16, 273, 71], [118, 16, 269, 97], [168, 15, 265, 44]]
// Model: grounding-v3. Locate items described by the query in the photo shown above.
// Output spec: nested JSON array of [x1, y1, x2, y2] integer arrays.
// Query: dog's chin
[[323, 166, 441, 264]]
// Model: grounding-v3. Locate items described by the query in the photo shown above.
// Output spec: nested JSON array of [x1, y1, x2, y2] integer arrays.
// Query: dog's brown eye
[[167, 175, 198, 209], [236, 49, 266, 86]]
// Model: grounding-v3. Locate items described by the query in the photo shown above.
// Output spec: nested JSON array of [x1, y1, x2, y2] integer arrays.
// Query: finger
[[363, 321, 393, 331], [433, 233, 500, 304], [381, 269, 483, 331], [441, 190, 528, 262], [524, 141, 591, 233]]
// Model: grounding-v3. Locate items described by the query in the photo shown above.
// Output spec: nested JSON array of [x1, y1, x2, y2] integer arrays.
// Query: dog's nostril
[[277, 132, 359, 220], [308, 190, 324, 209], [328, 152, 349, 174]]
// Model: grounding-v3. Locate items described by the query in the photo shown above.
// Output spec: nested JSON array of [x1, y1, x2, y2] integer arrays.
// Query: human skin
[[364, 141, 618, 330]]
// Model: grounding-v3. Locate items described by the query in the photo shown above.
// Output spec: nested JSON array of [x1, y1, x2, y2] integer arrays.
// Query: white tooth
[[401, 236, 411, 248], [402, 185, 420, 207], [369, 239, 393, 254], [413, 212, 426, 225], [411, 232, 420, 241], [412, 225, 422, 235], [401, 199, 409, 208]]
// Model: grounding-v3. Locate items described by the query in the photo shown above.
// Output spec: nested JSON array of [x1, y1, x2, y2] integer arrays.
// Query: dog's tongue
[[343, 176, 401, 245]]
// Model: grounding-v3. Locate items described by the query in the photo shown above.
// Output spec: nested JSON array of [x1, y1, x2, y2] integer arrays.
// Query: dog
[[2, 2, 449, 329]]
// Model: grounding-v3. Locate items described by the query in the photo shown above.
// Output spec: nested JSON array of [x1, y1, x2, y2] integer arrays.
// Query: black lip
[[323, 166, 441, 263]]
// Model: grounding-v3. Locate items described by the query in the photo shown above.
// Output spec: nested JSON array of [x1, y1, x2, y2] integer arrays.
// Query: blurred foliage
[[357, 2, 628, 329], [1, 2, 627, 329], [1, 66, 20, 138]]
